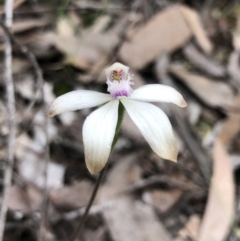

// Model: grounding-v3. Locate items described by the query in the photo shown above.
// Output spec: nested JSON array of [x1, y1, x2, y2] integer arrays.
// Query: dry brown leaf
[[15, 74, 35, 99], [233, 16, 240, 50], [50, 19, 121, 70], [174, 215, 201, 241], [0, 18, 51, 36], [198, 140, 235, 241], [218, 94, 240, 145], [90, 15, 111, 34], [228, 51, 240, 86], [143, 189, 182, 212], [12, 58, 30, 74], [50, 181, 93, 210], [170, 64, 234, 108], [13, 0, 26, 9], [119, 5, 192, 69], [7, 183, 42, 213], [16, 121, 63, 190], [0, 0, 26, 14], [57, 17, 75, 38], [179, 5, 213, 54], [187, 100, 202, 125], [0, 31, 41, 51]]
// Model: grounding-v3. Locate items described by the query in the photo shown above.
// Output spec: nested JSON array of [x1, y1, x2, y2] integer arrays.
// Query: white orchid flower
[[47, 62, 187, 174]]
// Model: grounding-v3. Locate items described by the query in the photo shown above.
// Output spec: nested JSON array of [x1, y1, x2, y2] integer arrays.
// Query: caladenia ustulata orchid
[[47, 62, 187, 174]]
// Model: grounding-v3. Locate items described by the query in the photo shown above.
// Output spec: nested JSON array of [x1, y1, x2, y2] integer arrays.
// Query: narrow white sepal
[[130, 84, 187, 107], [47, 90, 112, 117], [83, 100, 119, 174], [121, 99, 178, 162]]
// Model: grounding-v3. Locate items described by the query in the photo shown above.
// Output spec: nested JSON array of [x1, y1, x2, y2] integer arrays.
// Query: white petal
[[105, 62, 129, 80], [121, 99, 178, 162], [130, 84, 187, 107], [47, 90, 112, 117], [83, 100, 119, 174]]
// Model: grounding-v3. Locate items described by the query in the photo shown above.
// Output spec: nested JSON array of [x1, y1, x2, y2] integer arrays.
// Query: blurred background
[[0, 0, 240, 240]]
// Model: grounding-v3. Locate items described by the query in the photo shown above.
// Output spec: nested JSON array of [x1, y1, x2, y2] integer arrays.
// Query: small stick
[[118, 175, 201, 195], [51, 201, 114, 224]]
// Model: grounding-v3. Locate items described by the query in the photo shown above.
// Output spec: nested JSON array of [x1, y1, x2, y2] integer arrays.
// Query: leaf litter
[[0, 0, 239, 241]]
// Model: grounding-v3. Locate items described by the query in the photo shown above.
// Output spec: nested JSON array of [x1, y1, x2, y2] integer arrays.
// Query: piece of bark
[[7, 183, 42, 213]]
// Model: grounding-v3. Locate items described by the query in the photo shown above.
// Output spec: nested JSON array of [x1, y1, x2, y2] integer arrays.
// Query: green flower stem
[[111, 101, 125, 149], [70, 102, 125, 241]]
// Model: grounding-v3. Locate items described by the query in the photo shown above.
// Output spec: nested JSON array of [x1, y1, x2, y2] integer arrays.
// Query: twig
[[12, 3, 128, 15], [4, 201, 114, 231], [0, 0, 15, 240], [118, 175, 201, 195], [39, 143, 49, 241], [183, 43, 226, 78], [70, 1, 127, 14], [51, 201, 114, 224]]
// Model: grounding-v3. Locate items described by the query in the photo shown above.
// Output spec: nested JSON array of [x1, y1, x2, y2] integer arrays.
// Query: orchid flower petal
[[130, 84, 187, 107], [121, 98, 178, 162], [83, 100, 119, 174], [47, 90, 112, 117]]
